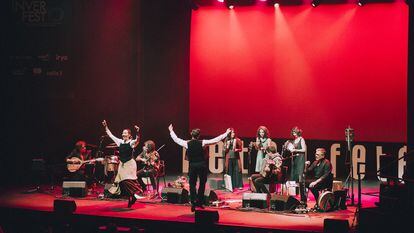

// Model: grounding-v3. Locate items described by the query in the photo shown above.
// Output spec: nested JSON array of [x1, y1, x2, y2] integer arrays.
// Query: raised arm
[[130, 125, 140, 148], [168, 124, 188, 149], [102, 120, 122, 146], [202, 128, 231, 146]]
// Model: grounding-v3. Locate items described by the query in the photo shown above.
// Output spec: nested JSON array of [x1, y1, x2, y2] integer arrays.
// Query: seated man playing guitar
[[136, 140, 160, 193], [250, 145, 283, 194], [65, 140, 90, 181]]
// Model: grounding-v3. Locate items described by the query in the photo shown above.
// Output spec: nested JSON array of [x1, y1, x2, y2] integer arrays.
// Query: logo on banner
[[13, 0, 65, 26]]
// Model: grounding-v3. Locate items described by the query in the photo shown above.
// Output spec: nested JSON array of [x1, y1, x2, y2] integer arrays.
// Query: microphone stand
[[344, 126, 355, 206]]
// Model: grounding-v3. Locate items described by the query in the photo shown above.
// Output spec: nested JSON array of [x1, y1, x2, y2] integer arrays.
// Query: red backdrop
[[190, 3, 408, 142]]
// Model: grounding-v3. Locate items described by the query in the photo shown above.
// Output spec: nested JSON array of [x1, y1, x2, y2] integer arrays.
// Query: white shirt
[[106, 128, 138, 148], [170, 130, 228, 149]]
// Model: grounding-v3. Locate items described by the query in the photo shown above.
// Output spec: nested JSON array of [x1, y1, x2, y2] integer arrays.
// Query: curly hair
[[144, 140, 156, 152], [256, 126, 269, 138], [291, 126, 303, 137]]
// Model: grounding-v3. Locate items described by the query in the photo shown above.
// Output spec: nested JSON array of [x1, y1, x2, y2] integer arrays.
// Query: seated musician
[[65, 140, 90, 181], [136, 140, 160, 193], [301, 148, 333, 207], [250, 145, 282, 194]]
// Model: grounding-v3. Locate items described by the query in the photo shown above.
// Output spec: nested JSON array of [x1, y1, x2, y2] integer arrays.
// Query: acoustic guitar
[[66, 157, 104, 172]]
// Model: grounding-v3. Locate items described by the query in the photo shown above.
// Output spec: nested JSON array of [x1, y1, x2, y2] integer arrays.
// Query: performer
[[65, 140, 90, 181], [288, 126, 306, 182], [169, 124, 231, 212], [136, 140, 160, 194], [301, 148, 333, 207], [102, 120, 144, 208], [223, 128, 243, 190], [250, 145, 282, 194], [254, 126, 272, 173]]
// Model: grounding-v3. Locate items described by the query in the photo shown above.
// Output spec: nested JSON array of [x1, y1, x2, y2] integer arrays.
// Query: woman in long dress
[[223, 128, 243, 190], [254, 126, 272, 173], [102, 120, 143, 208]]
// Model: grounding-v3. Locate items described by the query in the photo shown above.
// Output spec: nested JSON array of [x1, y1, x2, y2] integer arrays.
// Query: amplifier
[[161, 187, 189, 204], [242, 193, 269, 209], [62, 181, 86, 197], [270, 194, 300, 211]]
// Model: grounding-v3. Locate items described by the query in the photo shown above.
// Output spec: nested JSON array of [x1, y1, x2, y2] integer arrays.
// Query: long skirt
[[227, 158, 243, 189], [109, 158, 142, 196]]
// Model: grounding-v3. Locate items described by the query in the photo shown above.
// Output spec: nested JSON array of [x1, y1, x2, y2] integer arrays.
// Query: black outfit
[[300, 158, 333, 203], [64, 150, 86, 181], [187, 139, 208, 206], [290, 138, 305, 182]]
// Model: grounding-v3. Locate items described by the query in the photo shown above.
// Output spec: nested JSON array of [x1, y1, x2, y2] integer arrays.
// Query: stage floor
[[0, 177, 380, 233]]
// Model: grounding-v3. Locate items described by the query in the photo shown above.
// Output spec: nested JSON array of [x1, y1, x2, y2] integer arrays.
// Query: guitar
[[66, 157, 104, 172]]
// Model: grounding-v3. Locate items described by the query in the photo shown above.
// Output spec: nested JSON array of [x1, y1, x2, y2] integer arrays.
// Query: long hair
[[256, 126, 269, 138], [144, 140, 156, 153], [226, 128, 236, 140], [74, 140, 86, 152]]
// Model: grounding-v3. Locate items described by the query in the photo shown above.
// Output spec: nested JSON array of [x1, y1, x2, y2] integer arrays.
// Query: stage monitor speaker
[[242, 193, 269, 209], [323, 219, 349, 233], [379, 181, 406, 210], [270, 194, 300, 211], [54, 199, 76, 214], [62, 181, 86, 197], [195, 209, 219, 224], [204, 189, 218, 205], [161, 187, 189, 204]]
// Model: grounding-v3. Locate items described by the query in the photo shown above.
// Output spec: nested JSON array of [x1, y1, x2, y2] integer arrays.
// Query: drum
[[317, 191, 335, 212], [104, 155, 119, 175]]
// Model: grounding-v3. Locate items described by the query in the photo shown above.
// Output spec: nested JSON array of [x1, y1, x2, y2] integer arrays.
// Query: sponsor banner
[[181, 138, 406, 180]]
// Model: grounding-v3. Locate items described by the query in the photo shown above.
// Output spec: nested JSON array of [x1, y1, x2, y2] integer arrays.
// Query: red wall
[[190, 3, 408, 142]]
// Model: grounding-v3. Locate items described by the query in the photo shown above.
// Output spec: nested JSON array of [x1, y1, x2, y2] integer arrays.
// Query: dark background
[[2, 0, 191, 185]]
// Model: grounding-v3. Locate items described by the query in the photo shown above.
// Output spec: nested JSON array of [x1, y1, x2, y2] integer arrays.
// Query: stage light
[[274, 3, 280, 7], [357, 0, 364, 6], [311, 0, 320, 7], [218, 0, 224, 2], [225, 0, 235, 9]]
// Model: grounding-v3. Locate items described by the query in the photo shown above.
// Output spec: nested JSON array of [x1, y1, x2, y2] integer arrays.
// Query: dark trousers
[[189, 161, 208, 205], [137, 169, 157, 191], [251, 172, 281, 194], [300, 178, 331, 203]]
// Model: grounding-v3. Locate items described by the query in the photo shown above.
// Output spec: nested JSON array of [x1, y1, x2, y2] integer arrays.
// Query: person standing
[[289, 126, 306, 182], [169, 124, 231, 212], [254, 126, 272, 173], [223, 128, 243, 190], [102, 120, 143, 208]]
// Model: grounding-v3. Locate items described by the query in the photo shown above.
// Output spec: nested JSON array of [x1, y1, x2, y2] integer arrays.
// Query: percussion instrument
[[104, 155, 119, 175], [317, 190, 335, 212]]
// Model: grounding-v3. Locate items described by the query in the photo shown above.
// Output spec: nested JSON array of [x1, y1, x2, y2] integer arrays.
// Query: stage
[[0, 177, 380, 233]]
